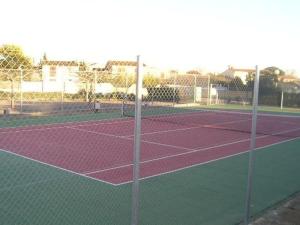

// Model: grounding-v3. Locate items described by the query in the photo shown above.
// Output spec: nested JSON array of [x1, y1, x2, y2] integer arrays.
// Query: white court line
[[0, 109, 299, 187], [68, 126, 195, 153], [67, 127, 127, 139], [0, 114, 133, 131], [83, 126, 300, 176], [1, 108, 298, 135], [1, 126, 299, 187], [116, 136, 300, 186], [0, 109, 207, 133], [0, 148, 118, 186], [83, 138, 251, 175]]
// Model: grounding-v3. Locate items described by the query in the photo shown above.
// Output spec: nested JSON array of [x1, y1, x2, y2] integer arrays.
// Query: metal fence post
[[193, 74, 196, 103], [280, 91, 284, 110], [244, 65, 260, 225], [207, 74, 210, 105], [61, 80, 65, 112], [20, 67, 23, 113], [131, 55, 143, 225], [122, 73, 129, 117], [173, 73, 177, 105]]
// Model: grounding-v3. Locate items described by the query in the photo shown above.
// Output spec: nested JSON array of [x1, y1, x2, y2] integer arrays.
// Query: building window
[[118, 67, 125, 73], [50, 66, 56, 81]]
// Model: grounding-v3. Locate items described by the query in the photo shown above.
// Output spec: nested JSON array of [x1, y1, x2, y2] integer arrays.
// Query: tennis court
[[1, 110, 299, 186], [1, 62, 300, 225], [0, 108, 300, 225]]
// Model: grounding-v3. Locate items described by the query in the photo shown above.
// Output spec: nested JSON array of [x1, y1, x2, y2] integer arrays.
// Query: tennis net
[[122, 103, 300, 139]]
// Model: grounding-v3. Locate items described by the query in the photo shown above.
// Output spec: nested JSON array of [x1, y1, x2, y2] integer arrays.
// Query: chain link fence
[[0, 48, 299, 225]]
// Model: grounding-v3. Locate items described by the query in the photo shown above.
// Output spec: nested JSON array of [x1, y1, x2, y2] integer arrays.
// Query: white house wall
[[42, 65, 80, 93]]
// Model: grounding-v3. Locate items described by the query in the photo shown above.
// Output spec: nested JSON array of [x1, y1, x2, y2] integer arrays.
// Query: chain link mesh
[[0, 45, 299, 225]]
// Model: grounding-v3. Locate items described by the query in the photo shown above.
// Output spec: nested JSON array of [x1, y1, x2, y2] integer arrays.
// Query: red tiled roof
[[104, 60, 146, 70], [41, 60, 80, 66], [230, 68, 255, 73]]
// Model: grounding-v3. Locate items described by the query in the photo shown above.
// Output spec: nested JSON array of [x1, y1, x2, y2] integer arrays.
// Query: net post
[[244, 65, 260, 225], [280, 91, 284, 110], [131, 55, 143, 225]]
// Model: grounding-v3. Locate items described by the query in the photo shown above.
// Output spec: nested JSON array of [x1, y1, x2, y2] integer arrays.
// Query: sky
[[0, 0, 299, 74]]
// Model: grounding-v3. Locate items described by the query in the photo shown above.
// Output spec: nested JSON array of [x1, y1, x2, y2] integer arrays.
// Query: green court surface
[[193, 104, 300, 116], [0, 111, 123, 128], [1, 104, 299, 129], [0, 131, 299, 225], [0, 107, 299, 225]]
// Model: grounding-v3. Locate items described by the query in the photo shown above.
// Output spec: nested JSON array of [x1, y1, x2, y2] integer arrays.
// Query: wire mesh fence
[[0, 48, 299, 225]]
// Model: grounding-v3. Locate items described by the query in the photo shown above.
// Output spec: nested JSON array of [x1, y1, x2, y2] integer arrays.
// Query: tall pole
[[209, 84, 213, 105], [280, 91, 284, 110], [61, 80, 65, 112], [94, 70, 97, 96], [173, 73, 177, 105], [193, 74, 196, 103], [131, 55, 143, 225], [20, 67, 23, 113], [122, 73, 129, 117], [207, 74, 210, 105], [244, 65, 260, 225], [10, 78, 15, 109]]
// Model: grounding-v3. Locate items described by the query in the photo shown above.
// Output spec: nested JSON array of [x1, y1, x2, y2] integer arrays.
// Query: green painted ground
[[0, 138, 299, 225], [194, 104, 300, 116], [0, 109, 299, 224], [1, 103, 299, 129], [0, 111, 123, 128]]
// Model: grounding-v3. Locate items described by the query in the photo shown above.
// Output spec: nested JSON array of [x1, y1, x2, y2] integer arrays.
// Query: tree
[[186, 70, 201, 75], [143, 75, 160, 88], [0, 44, 33, 69], [246, 66, 283, 105], [261, 66, 285, 76], [0, 44, 33, 108], [77, 61, 94, 102], [259, 67, 283, 95], [42, 52, 48, 61], [229, 77, 245, 91]]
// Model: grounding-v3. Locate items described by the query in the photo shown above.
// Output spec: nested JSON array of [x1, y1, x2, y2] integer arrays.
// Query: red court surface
[[0, 112, 300, 186]]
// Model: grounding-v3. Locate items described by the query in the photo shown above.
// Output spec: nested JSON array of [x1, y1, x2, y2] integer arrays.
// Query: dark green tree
[[229, 77, 245, 91]]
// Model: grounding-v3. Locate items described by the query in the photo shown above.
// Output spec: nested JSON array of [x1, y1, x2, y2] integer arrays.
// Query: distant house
[[144, 66, 162, 78], [221, 66, 255, 84], [95, 83, 115, 94], [280, 82, 300, 93], [104, 60, 137, 76], [279, 75, 298, 83], [127, 84, 148, 96], [41, 60, 81, 93]]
